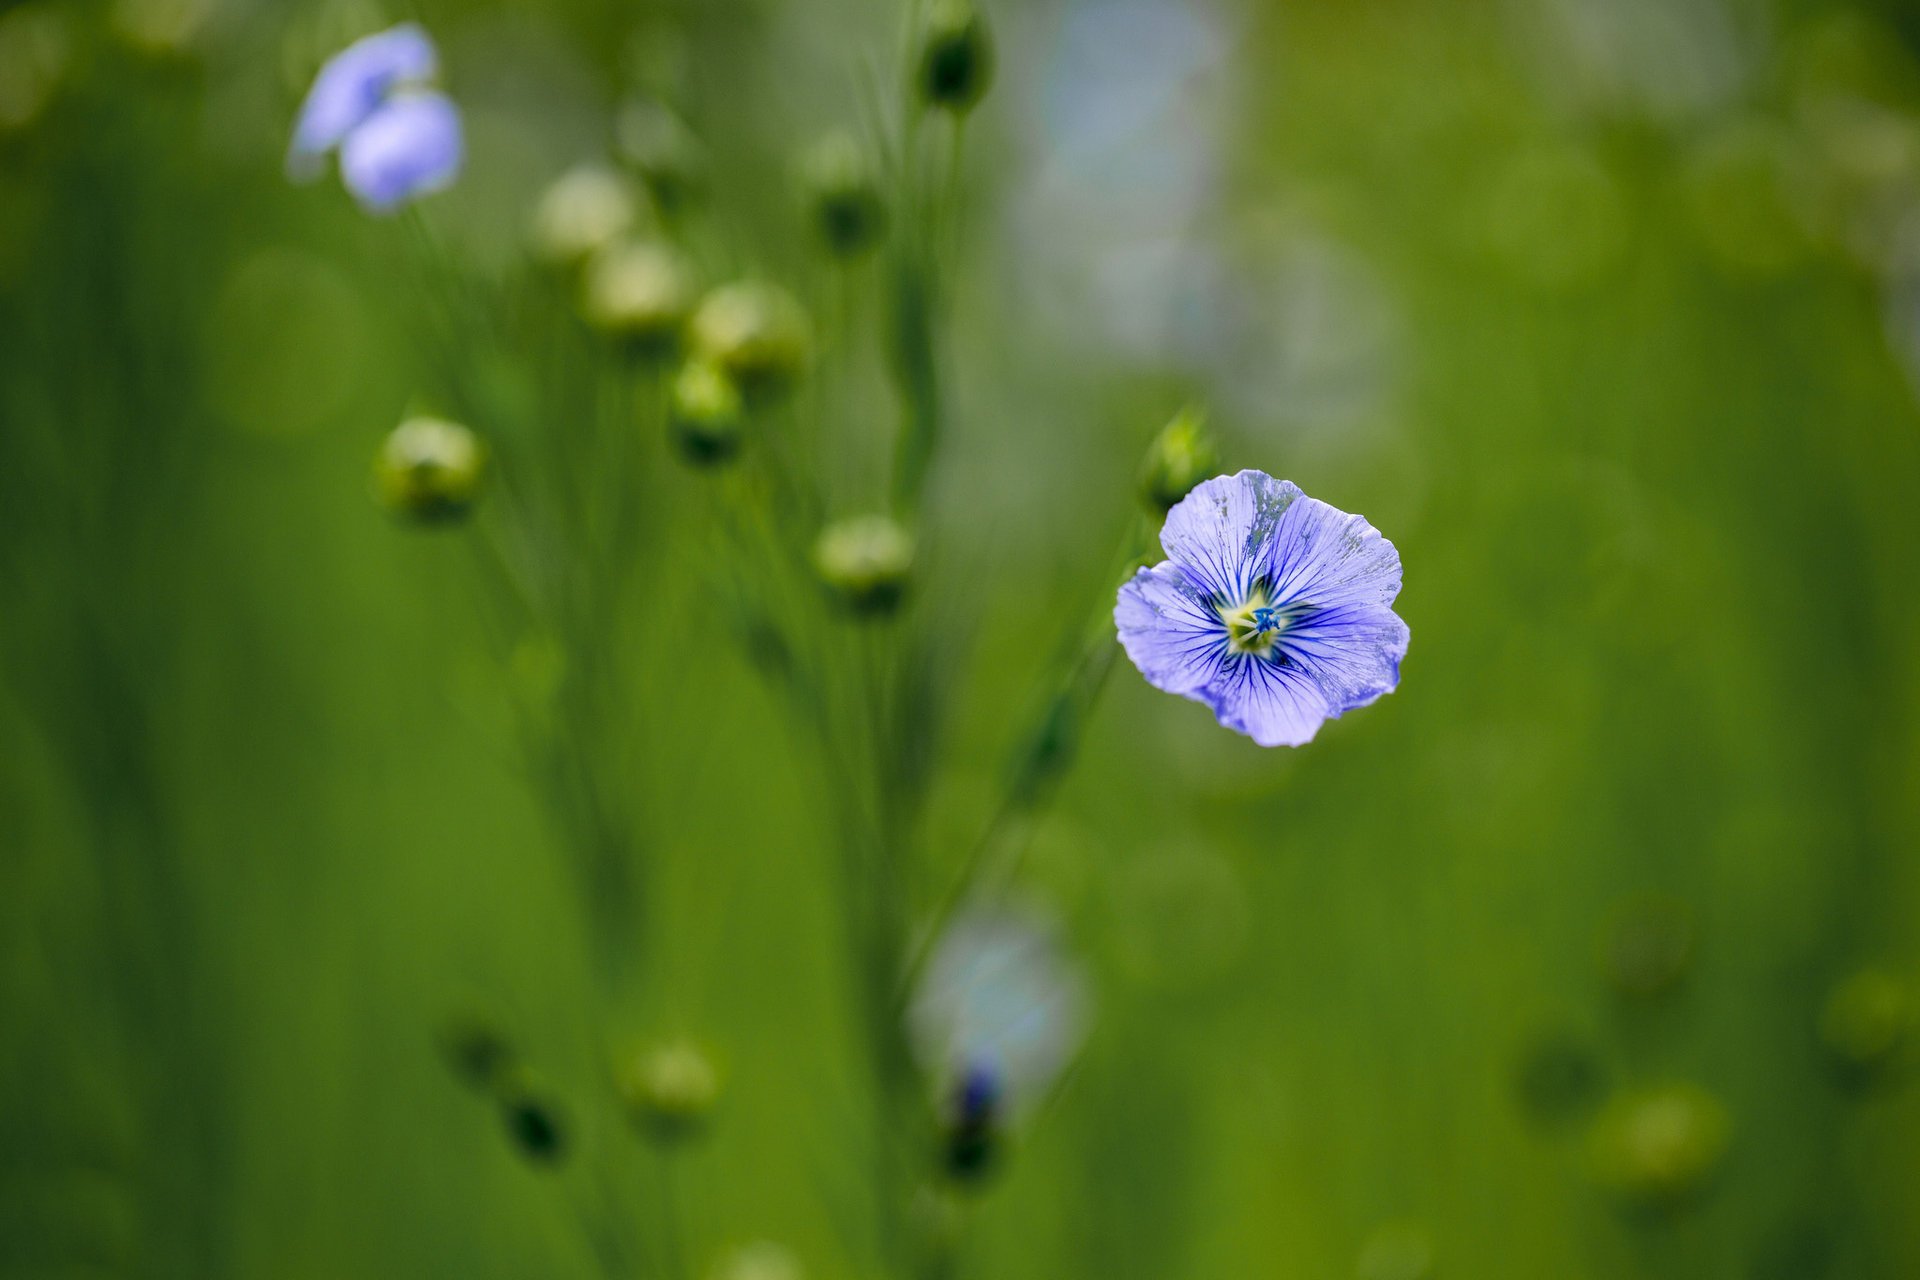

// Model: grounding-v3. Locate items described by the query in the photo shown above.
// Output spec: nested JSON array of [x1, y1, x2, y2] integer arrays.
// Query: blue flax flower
[[288, 23, 462, 212], [1116, 469, 1409, 747], [909, 907, 1087, 1116]]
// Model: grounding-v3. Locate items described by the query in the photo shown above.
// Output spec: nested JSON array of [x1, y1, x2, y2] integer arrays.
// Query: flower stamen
[[1222, 593, 1296, 658]]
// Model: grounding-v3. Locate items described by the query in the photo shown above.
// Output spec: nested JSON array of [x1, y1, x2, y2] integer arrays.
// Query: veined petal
[[1202, 655, 1334, 747], [1275, 603, 1410, 713], [339, 91, 463, 214], [288, 23, 439, 178], [1263, 490, 1404, 613], [1159, 470, 1303, 601], [1115, 561, 1228, 696]]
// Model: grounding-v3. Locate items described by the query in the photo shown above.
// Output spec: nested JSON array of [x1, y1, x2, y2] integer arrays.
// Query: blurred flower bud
[[1356, 1222, 1435, 1280], [374, 416, 485, 523], [616, 98, 706, 217], [670, 360, 745, 466], [813, 515, 915, 615], [617, 1039, 721, 1142], [1138, 407, 1218, 512], [800, 132, 886, 258], [1511, 1031, 1605, 1129], [708, 1242, 803, 1280], [496, 1072, 566, 1165], [581, 240, 697, 358], [942, 1060, 1002, 1182], [438, 1013, 514, 1093], [1820, 968, 1908, 1079], [690, 282, 812, 403], [916, 0, 994, 114], [531, 164, 637, 267], [1589, 1083, 1729, 1206], [0, 4, 72, 132], [111, 0, 213, 57], [1601, 893, 1694, 997]]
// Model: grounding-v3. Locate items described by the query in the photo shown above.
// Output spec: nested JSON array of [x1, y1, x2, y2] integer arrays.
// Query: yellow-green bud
[[708, 1243, 804, 1280], [801, 132, 886, 258], [531, 164, 637, 267], [916, 0, 994, 114], [1138, 406, 1218, 512], [374, 416, 485, 523], [690, 282, 812, 403], [1820, 968, 1908, 1075], [1588, 1083, 1729, 1205], [813, 515, 914, 615], [617, 1040, 721, 1142], [580, 240, 697, 357], [670, 360, 745, 466]]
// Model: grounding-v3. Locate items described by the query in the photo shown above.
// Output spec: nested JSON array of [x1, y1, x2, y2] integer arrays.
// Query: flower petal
[[288, 22, 439, 178], [1115, 561, 1228, 696], [1202, 654, 1334, 747], [1158, 470, 1304, 601], [338, 91, 463, 213], [1275, 603, 1410, 713], [1264, 490, 1404, 612]]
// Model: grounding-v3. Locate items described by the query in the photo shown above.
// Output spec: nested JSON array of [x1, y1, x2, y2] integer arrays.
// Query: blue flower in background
[[910, 908, 1087, 1117], [339, 92, 463, 213], [288, 23, 461, 212], [1116, 469, 1408, 747]]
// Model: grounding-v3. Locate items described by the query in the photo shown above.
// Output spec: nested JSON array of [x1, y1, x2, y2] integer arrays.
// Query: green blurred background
[[5, 0, 1920, 1276]]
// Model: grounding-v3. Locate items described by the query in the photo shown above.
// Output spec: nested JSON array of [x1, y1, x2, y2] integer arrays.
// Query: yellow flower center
[[1222, 592, 1295, 658]]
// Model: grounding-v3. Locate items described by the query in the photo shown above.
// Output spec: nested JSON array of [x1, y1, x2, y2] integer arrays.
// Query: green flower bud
[[916, 0, 994, 114], [580, 240, 697, 358], [1138, 406, 1219, 512], [495, 1069, 567, 1165], [1601, 893, 1694, 998], [531, 164, 637, 267], [813, 515, 914, 615], [1820, 968, 1908, 1076], [1589, 1083, 1729, 1206], [690, 282, 812, 403], [800, 131, 886, 258], [615, 98, 706, 217], [438, 1014, 514, 1093], [617, 1040, 721, 1142], [670, 360, 745, 466], [374, 416, 485, 523]]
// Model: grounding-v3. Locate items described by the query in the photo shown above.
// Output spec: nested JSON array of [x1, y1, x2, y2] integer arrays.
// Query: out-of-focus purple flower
[[910, 907, 1087, 1115], [287, 23, 461, 213], [288, 23, 437, 178], [1116, 469, 1408, 747], [339, 91, 463, 213]]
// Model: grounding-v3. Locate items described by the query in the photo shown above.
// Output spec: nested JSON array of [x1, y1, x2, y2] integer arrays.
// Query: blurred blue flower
[[339, 92, 463, 213], [1116, 469, 1408, 747], [910, 907, 1087, 1114], [287, 23, 461, 212]]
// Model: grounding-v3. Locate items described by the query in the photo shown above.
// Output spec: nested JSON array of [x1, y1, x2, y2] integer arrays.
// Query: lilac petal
[[1275, 603, 1410, 713], [1202, 655, 1334, 747], [288, 23, 439, 179], [1115, 561, 1228, 696], [338, 91, 463, 214], [1263, 490, 1404, 613], [1158, 470, 1304, 601]]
